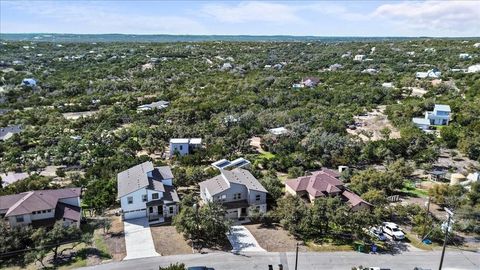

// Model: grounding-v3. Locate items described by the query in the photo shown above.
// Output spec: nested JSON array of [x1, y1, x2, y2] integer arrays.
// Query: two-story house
[[169, 138, 202, 157], [412, 104, 451, 130], [199, 168, 268, 219], [0, 188, 82, 228], [117, 161, 179, 223]]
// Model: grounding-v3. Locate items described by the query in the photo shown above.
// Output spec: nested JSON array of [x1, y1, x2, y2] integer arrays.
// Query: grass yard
[[258, 151, 276, 160], [401, 181, 429, 198]]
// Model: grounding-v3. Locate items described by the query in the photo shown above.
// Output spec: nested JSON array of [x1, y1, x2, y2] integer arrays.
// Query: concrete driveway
[[227, 225, 266, 252], [123, 217, 160, 260]]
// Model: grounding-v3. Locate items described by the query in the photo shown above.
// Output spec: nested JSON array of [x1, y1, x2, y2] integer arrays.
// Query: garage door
[[226, 209, 238, 219], [124, 209, 146, 220]]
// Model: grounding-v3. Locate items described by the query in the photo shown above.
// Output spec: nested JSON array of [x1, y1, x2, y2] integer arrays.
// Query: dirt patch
[[244, 223, 307, 252], [150, 225, 193, 255], [62, 111, 100, 120], [347, 106, 401, 141], [104, 215, 126, 261]]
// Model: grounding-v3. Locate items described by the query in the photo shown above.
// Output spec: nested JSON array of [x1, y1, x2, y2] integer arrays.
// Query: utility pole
[[295, 242, 299, 270], [422, 196, 431, 240], [438, 208, 453, 270]]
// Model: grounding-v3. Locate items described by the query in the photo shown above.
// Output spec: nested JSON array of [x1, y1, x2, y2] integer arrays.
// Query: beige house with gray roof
[[117, 161, 179, 222], [199, 168, 268, 219]]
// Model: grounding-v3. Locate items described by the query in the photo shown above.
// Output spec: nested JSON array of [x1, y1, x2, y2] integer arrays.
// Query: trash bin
[[357, 244, 364, 252]]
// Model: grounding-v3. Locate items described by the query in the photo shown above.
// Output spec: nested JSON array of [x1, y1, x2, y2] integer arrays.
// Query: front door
[[241, 207, 247, 216], [158, 206, 163, 217]]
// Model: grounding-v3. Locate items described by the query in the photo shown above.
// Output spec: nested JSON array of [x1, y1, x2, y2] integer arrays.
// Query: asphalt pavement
[[80, 250, 479, 270]]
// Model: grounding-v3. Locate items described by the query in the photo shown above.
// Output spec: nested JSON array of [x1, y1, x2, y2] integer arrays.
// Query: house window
[[218, 194, 226, 201], [179, 145, 183, 150], [42, 210, 46, 213], [233, 193, 241, 200], [255, 195, 261, 201], [127, 196, 133, 204], [169, 207, 174, 214], [47, 209, 51, 213], [152, 193, 159, 200], [16, 216, 24, 223], [142, 194, 147, 202]]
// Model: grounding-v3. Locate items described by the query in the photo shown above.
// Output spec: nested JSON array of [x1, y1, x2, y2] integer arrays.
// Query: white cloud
[[372, 1, 480, 35], [201, 1, 302, 23], [1, 1, 207, 34]]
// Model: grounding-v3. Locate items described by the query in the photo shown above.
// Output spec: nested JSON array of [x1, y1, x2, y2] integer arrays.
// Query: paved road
[[227, 225, 266, 252], [81, 250, 479, 270], [123, 217, 160, 260]]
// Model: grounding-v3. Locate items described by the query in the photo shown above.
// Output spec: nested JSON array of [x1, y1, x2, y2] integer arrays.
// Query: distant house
[[474, 43, 480, 48], [416, 68, 441, 79], [285, 168, 371, 211], [292, 83, 305, 89], [467, 64, 480, 73], [412, 104, 451, 130], [382, 82, 394, 88], [21, 78, 36, 87], [459, 53, 471, 60], [0, 172, 29, 187], [328, 63, 343, 71], [169, 138, 202, 157], [211, 158, 251, 170], [301, 77, 321, 87], [354, 55, 365, 61], [269, 127, 288, 136], [0, 125, 22, 141], [0, 188, 82, 228], [137, 100, 169, 112], [362, 68, 378, 74], [424, 48, 436, 53], [117, 162, 179, 222], [199, 168, 268, 219]]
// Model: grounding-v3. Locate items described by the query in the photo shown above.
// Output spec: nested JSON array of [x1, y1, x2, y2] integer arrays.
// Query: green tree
[[159, 263, 186, 270]]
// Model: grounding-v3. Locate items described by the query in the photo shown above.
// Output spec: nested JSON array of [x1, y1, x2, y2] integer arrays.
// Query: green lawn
[[258, 151, 276, 160], [401, 181, 429, 198]]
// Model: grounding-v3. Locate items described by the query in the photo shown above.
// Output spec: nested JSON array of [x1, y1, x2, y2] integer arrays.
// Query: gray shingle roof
[[199, 168, 267, 196], [117, 161, 154, 198], [0, 125, 22, 141]]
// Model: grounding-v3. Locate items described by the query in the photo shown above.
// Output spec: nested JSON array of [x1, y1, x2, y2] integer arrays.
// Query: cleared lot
[[150, 225, 192, 255], [244, 224, 308, 252]]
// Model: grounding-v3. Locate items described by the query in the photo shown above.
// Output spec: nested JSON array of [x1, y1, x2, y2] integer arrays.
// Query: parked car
[[382, 222, 405, 240], [369, 226, 387, 241], [187, 267, 214, 270]]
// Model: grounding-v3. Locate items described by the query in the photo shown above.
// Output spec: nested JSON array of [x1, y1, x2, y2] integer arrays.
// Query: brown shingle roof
[[286, 170, 343, 197], [0, 188, 81, 217]]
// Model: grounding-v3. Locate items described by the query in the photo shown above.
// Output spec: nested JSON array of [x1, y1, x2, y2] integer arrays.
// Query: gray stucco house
[[199, 168, 268, 219]]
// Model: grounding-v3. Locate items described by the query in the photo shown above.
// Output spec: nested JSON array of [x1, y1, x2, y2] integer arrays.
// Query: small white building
[[269, 127, 288, 136], [21, 78, 36, 87], [416, 68, 441, 79], [137, 100, 169, 112], [467, 64, 480, 73], [382, 82, 394, 88], [474, 43, 480, 48], [169, 138, 202, 157], [459, 53, 471, 60], [354, 55, 365, 61]]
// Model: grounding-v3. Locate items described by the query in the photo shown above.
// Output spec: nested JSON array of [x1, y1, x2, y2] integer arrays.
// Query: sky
[[1, 1, 479, 37]]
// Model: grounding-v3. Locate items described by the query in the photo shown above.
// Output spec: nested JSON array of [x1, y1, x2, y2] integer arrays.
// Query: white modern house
[[117, 162, 179, 222], [354, 55, 365, 61], [412, 104, 451, 130], [416, 68, 441, 79], [211, 158, 251, 170], [169, 138, 202, 157], [459, 53, 471, 60], [199, 168, 268, 219], [0, 188, 82, 228]]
